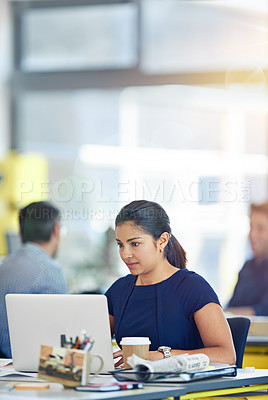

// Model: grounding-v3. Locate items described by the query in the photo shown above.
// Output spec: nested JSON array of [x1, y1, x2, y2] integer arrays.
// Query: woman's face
[[116, 221, 161, 276], [249, 210, 268, 259]]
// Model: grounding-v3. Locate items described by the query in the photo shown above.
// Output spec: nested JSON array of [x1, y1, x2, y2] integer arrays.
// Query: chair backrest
[[227, 317, 250, 368]]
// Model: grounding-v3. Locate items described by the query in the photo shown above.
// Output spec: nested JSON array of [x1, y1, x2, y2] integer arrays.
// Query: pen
[[84, 340, 94, 352], [73, 336, 81, 349], [60, 334, 66, 348], [118, 382, 143, 390], [60, 332, 94, 350], [75, 382, 143, 392]]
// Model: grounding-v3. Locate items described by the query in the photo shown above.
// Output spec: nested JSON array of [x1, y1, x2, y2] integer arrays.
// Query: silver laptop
[[6, 294, 114, 373]]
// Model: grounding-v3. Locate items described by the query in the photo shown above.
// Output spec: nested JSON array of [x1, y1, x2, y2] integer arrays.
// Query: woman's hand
[[113, 349, 164, 367], [147, 350, 165, 361], [113, 349, 124, 368]]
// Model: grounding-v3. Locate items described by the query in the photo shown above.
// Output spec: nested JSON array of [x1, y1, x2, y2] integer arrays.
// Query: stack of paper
[[110, 354, 237, 383]]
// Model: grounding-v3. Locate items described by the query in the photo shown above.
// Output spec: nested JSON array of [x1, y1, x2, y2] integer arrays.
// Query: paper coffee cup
[[120, 337, 151, 369]]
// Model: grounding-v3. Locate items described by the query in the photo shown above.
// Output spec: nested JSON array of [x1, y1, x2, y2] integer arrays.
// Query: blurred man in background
[[226, 202, 268, 316], [0, 201, 67, 357]]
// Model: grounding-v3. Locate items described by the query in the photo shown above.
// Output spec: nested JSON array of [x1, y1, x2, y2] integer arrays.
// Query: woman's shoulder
[[105, 274, 136, 293], [170, 269, 220, 311], [169, 268, 216, 293], [173, 268, 207, 283]]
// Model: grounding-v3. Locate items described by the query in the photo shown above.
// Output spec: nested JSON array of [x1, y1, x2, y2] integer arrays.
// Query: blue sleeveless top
[[105, 269, 220, 351]]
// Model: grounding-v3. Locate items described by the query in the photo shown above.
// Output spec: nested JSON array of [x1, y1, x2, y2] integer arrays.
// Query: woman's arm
[[109, 314, 115, 336], [109, 314, 125, 367], [148, 303, 236, 365]]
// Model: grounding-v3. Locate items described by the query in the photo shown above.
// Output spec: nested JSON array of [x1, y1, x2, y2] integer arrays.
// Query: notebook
[[5, 294, 114, 373], [110, 364, 237, 383]]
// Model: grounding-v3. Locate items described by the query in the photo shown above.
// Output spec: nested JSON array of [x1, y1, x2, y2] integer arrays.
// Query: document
[[110, 354, 237, 383], [0, 366, 41, 382], [0, 359, 12, 367]]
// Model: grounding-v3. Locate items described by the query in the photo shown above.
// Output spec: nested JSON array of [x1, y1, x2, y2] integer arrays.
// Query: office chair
[[170, 318, 251, 400], [227, 317, 250, 368]]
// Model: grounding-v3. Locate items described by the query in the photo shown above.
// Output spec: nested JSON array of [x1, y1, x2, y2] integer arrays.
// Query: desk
[[0, 369, 267, 400]]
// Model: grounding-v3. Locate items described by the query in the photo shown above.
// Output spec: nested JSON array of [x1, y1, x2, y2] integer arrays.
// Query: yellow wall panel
[[0, 151, 48, 208], [0, 151, 48, 255]]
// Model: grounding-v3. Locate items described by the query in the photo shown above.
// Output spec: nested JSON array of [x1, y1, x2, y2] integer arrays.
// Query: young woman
[[105, 200, 235, 366]]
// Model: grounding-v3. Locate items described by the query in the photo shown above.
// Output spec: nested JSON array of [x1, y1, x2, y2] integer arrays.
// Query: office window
[[141, 1, 268, 73], [17, 90, 121, 151], [21, 3, 137, 71], [135, 86, 222, 150], [16, 83, 268, 299], [11, 1, 268, 300]]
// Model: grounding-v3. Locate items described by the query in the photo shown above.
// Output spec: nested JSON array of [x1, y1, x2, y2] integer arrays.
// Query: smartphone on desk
[[75, 382, 143, 392]]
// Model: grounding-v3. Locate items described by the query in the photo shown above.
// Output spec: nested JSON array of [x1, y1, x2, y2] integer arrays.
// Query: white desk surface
[[0, 369, 267, 400]]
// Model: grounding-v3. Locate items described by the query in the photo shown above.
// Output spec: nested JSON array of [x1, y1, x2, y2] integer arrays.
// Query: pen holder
[[38, 345, 103, 387]]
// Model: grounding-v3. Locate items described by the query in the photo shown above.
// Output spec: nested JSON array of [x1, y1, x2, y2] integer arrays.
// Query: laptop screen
[[6, 294, 114, 373]]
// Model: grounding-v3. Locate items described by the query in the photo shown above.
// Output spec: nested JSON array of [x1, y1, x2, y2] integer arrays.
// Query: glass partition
[[21, 3, 137, 71], [11, 0, 268, 301], [141, 0, 268, 73]]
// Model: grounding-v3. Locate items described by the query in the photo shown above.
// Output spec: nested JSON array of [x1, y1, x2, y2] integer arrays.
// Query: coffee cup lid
[[120, 337, 151, 345]]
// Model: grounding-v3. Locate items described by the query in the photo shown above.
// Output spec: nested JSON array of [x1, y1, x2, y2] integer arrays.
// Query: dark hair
[[19, 201, 60, 244], [115, 200, 187, 269]]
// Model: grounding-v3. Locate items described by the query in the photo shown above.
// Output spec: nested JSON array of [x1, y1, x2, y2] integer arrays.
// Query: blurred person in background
[[0, 201, 67, 358], [225, 202, 268, 316]]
